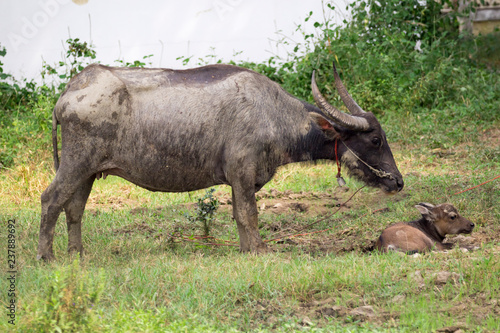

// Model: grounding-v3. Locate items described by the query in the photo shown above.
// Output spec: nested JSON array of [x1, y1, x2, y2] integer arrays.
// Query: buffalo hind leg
[[231, 183, 268, 253], [37, 181, 64, 261], [64, 176, 95, 256], [37, 169, 89, 261]]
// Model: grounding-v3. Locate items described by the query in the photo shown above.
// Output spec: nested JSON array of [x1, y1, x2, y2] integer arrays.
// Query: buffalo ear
[[309, 112, 338, 139], [415, 203, 436, 221]]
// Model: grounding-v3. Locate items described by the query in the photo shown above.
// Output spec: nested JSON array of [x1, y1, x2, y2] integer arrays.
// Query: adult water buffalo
[[37, 63, 403, 260]]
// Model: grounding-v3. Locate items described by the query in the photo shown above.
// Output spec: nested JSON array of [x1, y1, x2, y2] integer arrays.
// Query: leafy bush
[[0, 43, 59, 168], [41, 38, 97, 91], [239, 0, 499, 146], [0, 44, 41, 113]]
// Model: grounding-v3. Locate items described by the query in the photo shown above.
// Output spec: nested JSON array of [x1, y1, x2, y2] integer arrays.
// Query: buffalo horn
[[311, 70, 369, 131], [332, 62, 366, 116]]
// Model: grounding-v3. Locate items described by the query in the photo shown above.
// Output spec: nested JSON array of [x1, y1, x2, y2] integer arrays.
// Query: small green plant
[[30, 259, 105, 333], [0, 44, 10, 80], [115, 54, 154, 68], [176, 47, 226, 67], [187, 188, 220, 237], [42, 38, 97, 90]]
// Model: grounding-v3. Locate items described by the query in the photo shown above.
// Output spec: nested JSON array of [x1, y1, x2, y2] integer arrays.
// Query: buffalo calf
[[376, 203, 475, 253]]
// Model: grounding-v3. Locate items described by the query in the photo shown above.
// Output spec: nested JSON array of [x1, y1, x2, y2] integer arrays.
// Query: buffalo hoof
[[36, 252, 56, 262], [247, 243, 271, 254], [67, 246, 84, 256]]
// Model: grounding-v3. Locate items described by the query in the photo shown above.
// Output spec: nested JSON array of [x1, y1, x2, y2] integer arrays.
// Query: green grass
[[2, 238, 499, 332], [1, 93, 499, 332], [1, 136, 499, 332]]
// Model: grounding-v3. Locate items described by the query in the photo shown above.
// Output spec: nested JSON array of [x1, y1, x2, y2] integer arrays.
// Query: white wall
[[0, 0, 352, 82]]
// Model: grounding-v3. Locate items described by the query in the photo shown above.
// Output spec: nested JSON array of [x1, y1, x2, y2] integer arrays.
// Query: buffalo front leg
[[231, 184, 268, 253], [232, 190, 249, 251], [63, 176, 95, 256]]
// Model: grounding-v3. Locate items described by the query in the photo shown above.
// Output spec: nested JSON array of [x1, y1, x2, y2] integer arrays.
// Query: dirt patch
[[113, 221, 157, 236], [98, 183, 499, 259], [480, 127, 500, 147], [215, 188, 348, 217], [244, 296, 399, 330]]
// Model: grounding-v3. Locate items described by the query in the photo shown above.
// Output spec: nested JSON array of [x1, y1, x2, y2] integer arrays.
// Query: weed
[[23, 259, 105, 333], [41, 38, 97, 87], [186, 188, 220, 237], [0, 94, 55, 169], [114, 54, 154, 68]]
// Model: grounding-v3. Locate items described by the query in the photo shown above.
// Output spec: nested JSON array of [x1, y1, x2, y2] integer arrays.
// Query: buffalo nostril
[[397, 179, 404, 192]]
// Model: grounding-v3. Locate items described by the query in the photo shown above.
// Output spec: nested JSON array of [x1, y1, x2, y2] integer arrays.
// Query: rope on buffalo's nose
[[335, 139, 347, 186], [340, 140, 395, 181]]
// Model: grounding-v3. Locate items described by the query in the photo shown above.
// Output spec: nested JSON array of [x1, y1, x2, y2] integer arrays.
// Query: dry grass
[[0, 162, 53, 209]]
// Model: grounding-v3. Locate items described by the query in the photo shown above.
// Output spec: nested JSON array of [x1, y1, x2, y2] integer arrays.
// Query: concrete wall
[[444, 0, 500, 35]]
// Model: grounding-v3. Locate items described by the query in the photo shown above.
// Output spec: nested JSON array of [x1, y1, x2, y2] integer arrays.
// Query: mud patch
[[113, 221, 157, 236], [243, 296, 399, 330], [96, 185, 499, 258], [480, 127, 500, 147], [215, 188, 346, 217]]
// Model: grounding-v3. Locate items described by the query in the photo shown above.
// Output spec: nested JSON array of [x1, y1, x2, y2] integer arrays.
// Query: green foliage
[[1, 38, 96, 168], [0, 93, 55, 168], [176, 46, 226, 67], [42, 38, 97, 90], [0, 43, 41, 113], [115, 54, 154, 68], [240, 0, 499, 148], [186, 188, 220, 237], [0, 44, 8, 79], [349, 0, 459, 48], [27, 259, 105, 332]]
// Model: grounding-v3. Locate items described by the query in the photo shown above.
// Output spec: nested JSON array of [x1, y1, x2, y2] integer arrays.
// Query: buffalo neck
[[284, 125, 336, 164], [407, 219, 445, 243]]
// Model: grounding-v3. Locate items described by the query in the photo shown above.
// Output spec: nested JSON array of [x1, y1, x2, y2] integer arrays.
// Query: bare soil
[[111, 187, 499, 257]]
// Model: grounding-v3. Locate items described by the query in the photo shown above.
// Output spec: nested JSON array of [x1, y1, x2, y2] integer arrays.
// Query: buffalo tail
[[52, 109, 59, 171]]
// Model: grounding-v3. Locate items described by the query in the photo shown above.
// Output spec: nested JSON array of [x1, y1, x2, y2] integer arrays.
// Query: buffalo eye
[[371, 137, 381, 147]]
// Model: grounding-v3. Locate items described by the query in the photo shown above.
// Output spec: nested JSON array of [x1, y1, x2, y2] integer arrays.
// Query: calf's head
[[416, 203, 475, 236], [311, 64, 404, 193]]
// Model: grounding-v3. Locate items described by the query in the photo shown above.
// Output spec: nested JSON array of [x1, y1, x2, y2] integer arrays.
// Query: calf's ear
[[415, 203, 436, 221], [309, 112, 339, 140]]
